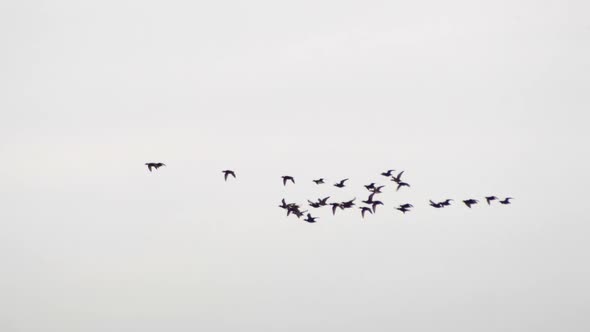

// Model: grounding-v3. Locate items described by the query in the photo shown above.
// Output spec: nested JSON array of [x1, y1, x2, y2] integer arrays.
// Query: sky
[[1, 0, 589, 331]]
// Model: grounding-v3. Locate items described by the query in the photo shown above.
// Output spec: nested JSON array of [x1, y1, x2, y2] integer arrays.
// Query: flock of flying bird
[[145, 163, 514, 223]]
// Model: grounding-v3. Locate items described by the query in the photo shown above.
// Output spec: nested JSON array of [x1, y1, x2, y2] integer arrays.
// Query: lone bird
[[381, 169, 395, 177], [463, 199, 479, 208], [222, 170, 236, 181], [313, 178, 325, 185], [304, 214, 318, 223], [282, 176, 295, 186], [360, 206, 373, 218], [145, 162, 165, 172], [499, 197, 514, 205], [334, 179, 349, 188], [485, 196, 498, 205], [364, 183, 376, 191]]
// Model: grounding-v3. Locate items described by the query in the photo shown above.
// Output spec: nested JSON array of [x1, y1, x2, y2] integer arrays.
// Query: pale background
[[1, 0, 589, 331]]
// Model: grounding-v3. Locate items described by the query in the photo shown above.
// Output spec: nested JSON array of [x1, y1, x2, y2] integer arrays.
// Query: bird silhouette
[[391, 171, 405, 183], [308, 200, 321, 208], [485, 196, 498, 205], [429, 200, 444, 208], [334, 179, 349, 188], [364, 183, 376, 191], [499, 197, 513, 205], [440, 199, 453, 206], [396, 206, 411, 214], [400, 203, 414, 209], [463, 199, 479, 208], [282, 176, 295, 186], [340, 198, 356, 209], [362, 193, 377, 205], [145, 162, 165, 172], [330, 203, 341, 215], [369, 185, 385, 194], [222, 170, 236, 181], [396, 181, 410, 191], [360, 206, 373, 218], [381, 169, 395, 177], [371, 201, 384, 213], [304, 213, 318, 223], [313, 178, 325, 185], [318, 196, 330, 206]]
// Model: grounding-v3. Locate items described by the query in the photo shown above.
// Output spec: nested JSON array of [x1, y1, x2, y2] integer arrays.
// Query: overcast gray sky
[[1, 0, 589, 331]]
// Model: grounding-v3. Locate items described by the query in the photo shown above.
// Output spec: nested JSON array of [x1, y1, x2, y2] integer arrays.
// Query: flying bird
[[364, 183, 376, 191], [334, 179, 349, 188], [362, 193, 377, 205], [371, 201, 384, 213], [396, 206, 411, 214], [145, 162, 165, 172], [485, 196, 498, 205], [391, 171, 405, 183], [222, 170, 236, 181], [499, 197, 514, 205], [282, 176, 295, 186], [381, 169, 395, 177], [429, 200, 444, 208], [330, 203, 341, 215], [318, 197, 330, 206], [400, 203, 413, 209], [313, 178, 325, 185], [308, 200, 321, 208], [370, 185, 385, 194], [440, 199, 453, 206], [360, 206, 373, 218], [396, 181, 410, 191], [304, 214, 318, 223], [463, 199, 479, 208]]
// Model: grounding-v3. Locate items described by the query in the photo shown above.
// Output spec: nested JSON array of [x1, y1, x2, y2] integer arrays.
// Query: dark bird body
[[145, 162, 165, 172], [334, 179, 349, 188], [463, 199, 479, 208], [313, 178, 325, 185], [304, 214, 318, 223], [381, 169, 395, 177], [222, 170, 236, 181], [485, 196, 498, 205], [282, 176, 295, 186], [499, 197, 514, 205], [360, 207, 373, 218]]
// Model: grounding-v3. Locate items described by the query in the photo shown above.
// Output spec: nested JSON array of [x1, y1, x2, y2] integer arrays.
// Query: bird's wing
[[147, 164, 153, 172]]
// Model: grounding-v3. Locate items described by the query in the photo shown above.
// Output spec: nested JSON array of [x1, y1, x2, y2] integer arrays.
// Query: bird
[[334, 179, 349, 188], [391, 171, 405, 183], [396, 181, 410, 191], [340, 198, 356, 209], [313, 178, 325, 185], [371, 201, 384, 213], [304, 213, 318, 223], [396, 206, 411, 214], [282, 176, 295, 186], [362, 193, 377, 205], [381, 169, 395, 177], [463, 199, 479, 208], [370, 185, 385, 194], [222, 170, 236, 181], [400, 203, 413, 209], [364, 183, 376, 191], [145, 162, 165, 172], [440, 199, 453, 206], [308, 200, 321, 208], [485, 196, 498, 205], [330, 203, 341, 215], [429, 200, 444, 208], [499, 197, 514, 205], [360, 207, 373, 218], [318, 197, 330, 206]]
